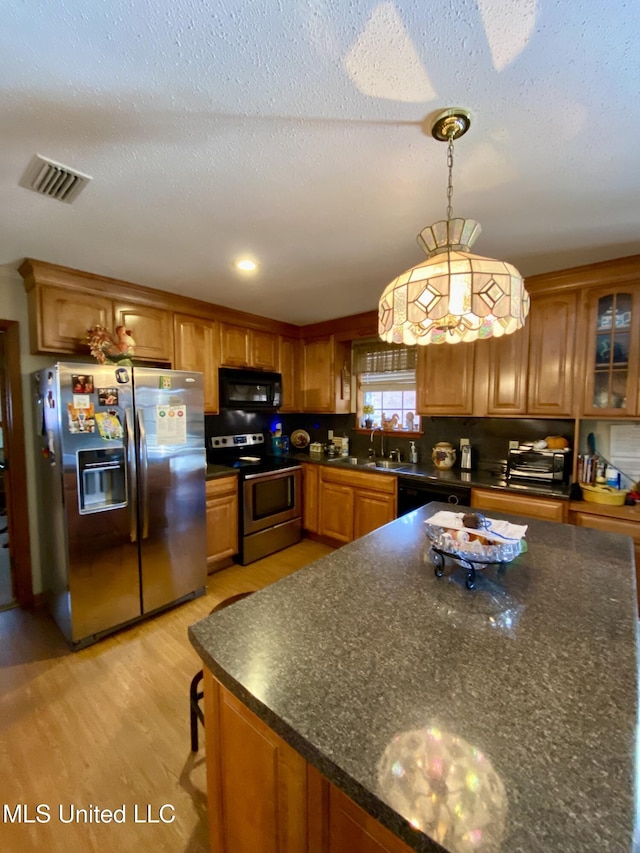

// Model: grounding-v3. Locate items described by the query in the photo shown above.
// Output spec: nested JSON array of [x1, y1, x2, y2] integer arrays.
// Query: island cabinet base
[[203, 669, 414, 853]]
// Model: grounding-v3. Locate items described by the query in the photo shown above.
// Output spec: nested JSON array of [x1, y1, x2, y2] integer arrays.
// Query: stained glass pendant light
[[378, 108, 529, 345]]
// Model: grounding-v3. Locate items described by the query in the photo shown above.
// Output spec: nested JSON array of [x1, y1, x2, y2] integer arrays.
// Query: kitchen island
[[189, 503, 639, 852]]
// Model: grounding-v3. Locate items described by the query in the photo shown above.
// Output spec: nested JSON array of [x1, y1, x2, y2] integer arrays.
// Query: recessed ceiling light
[[234, 258, 258, 272]]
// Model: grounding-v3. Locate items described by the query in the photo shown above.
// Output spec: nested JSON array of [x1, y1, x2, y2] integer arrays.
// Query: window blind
[[352, 340, 417, 374]]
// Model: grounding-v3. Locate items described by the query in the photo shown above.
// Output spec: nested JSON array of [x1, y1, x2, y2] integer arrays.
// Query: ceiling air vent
[[19, 154, 92, 203]]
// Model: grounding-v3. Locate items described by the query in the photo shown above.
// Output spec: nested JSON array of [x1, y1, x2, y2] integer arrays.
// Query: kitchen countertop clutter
[[278, 450, 573, 500], [189, 502, 639, 852]]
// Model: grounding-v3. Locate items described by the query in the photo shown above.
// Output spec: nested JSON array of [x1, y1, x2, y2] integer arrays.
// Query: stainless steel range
[[209, 432, 302, 565]]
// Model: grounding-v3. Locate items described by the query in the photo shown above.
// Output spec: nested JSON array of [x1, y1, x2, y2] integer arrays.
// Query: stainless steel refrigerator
[[33, 362, 207, 648]]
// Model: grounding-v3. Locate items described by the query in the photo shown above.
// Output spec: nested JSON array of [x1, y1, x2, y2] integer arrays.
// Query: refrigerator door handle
[[125, 407, 138, 542], [137, 408, 150, 539]]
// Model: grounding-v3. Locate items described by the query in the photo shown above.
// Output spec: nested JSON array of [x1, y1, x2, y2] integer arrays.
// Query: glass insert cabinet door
[[584, 288, 639, 415]]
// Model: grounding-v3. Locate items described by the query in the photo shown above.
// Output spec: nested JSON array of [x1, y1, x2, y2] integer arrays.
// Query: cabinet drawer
[[471, 488, 567, 522], [571, 511, 640, 544], [320, 466, 397, 494]]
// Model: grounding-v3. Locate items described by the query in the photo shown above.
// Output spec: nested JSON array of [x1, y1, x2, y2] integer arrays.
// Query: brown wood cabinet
[[219, 322, 279, 370], [354, 490, 396, 540], [302, 463, 320, 534], [327, 784, 415, 853], [581, 285, 640, 417], [29, 283, 113, 355], [204, 670, 307, 853], [173, 313, 219, 412], [416, 341, 476, 415], [203, 669, 414, 853], [206, 476, 239, 571], [526, 292, 577, 416], [486, 327, 529, 415], [114, 302, 173, 362], [302, 336, 351, 413], [279, 335, 299, 412], [471, 487, 567, 522], [319, 466, 397, 545]]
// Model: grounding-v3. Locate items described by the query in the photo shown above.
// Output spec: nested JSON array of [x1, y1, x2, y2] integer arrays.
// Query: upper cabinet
[[416, 341, 476, 415], [173, 314, 220, 413], [526, 292, 577, 417], [219, 322, 279, 371], [114, 302, 173, 363], [526, 254, 640, 419], [32, 283, 113, 355], [278, 336, 299, 412], [582, 287, 640, 417], [416, 290, 578, 418], [485, 327, 530, 416], [20, 259, 175, 363], [301, 335, 351, 413]]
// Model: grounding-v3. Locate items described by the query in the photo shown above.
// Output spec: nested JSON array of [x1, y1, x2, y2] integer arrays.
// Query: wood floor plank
[[0, 539, 333, 853]]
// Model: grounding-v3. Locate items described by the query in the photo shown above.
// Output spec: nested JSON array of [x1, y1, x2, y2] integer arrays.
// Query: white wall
[[0, 265, 52, 593]]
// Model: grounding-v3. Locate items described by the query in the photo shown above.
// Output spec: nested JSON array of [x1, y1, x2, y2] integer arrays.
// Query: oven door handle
[[243, 464, 301, 481]]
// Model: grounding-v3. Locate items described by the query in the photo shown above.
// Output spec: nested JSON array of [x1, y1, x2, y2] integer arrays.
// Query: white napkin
[[427, 511, 528, 542]]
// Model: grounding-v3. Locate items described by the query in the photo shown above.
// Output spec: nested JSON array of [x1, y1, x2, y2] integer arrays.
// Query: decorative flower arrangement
[[87, 325, 136, 365], [362, 403, 375, 427]]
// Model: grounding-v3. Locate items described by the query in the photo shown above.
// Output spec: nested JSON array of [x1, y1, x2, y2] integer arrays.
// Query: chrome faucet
[[370, 428, 384, 459]]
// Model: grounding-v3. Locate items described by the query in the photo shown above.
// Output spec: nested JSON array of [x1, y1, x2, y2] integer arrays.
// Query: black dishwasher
[[397, 477, 471, 517]]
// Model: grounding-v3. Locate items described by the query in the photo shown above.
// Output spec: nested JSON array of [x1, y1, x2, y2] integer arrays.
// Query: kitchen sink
[[367, 460, 406, 470], [326, 456, 405, 469]]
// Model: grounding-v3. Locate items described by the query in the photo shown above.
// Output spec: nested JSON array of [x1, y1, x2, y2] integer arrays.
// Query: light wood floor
[[0, 538, 333, 853]]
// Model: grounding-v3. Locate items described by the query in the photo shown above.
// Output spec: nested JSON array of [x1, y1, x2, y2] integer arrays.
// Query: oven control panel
[[210, 433, 265, 448]]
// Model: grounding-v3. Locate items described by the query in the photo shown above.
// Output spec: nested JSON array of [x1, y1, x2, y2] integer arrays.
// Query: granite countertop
[[283, 451, 573, 499], [206, 464, 239, 480], [189, 502, 639, 853]]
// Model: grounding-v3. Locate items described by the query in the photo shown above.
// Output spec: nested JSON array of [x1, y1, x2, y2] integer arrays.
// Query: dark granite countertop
[[206, 464, 239, 480], [189, 502, 638, 852], [283, 451, 573, 499]]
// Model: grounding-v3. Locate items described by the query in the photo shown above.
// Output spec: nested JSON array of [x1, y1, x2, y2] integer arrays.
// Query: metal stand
[[429, 546, 506, 590]]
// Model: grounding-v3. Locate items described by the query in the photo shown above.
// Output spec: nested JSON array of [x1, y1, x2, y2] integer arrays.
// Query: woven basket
[[580, 483, 629, 506]]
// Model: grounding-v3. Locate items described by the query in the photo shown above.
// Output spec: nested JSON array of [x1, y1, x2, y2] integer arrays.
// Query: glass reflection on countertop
[[421, 544, 525, 637], [378, 726, 507, 853]]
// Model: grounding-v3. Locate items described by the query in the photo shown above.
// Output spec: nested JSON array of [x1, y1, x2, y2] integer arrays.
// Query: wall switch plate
[[328, 429, 334, 440], [460, 438, 470, 447], [508, 440, 519, 450]]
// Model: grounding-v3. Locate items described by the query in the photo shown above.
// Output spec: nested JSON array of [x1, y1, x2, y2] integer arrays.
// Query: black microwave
[[219, 368, 282, 411]]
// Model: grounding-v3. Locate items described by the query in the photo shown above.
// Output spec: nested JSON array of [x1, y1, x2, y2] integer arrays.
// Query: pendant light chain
[[446, 132, 455, 223], [445, 131, 455, 334]]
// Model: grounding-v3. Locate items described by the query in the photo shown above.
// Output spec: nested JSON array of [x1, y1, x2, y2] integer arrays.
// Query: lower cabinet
[[471, 487, 567, 523], [203, 669, 414, 853], [318, 467, 397, 545], [206, 476, 238, 572], [302, 463, 320, 534]]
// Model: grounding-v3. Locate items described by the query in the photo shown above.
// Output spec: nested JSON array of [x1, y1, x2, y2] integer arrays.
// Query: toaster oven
[[507, 448, 572, 483]]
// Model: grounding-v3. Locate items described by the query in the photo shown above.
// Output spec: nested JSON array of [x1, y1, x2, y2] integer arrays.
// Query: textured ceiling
[[1, 0, 639, 325]]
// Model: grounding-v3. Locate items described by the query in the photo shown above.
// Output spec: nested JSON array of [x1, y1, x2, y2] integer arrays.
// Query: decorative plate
[[290, 429, 311, 449]]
